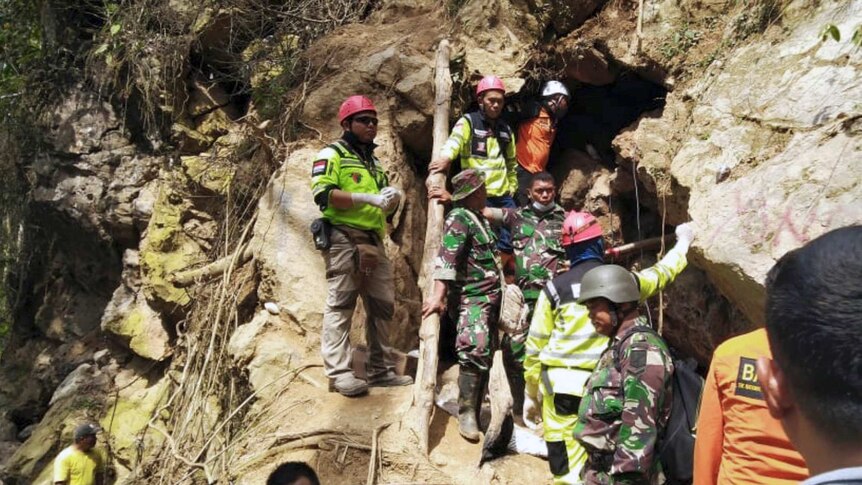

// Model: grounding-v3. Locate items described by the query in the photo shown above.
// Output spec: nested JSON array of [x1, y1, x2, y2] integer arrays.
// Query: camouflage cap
[[451, 169, 486, 201]]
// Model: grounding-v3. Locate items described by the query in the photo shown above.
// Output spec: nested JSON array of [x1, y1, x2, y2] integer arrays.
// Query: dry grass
[[85, 0, 377, 136]]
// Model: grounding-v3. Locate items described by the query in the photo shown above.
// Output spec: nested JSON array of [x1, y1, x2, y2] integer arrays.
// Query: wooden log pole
[[170, 245, 255, 287], [412, 39, 452, 456], [604, 234, 675, 259], [480, 349, 514, 465]]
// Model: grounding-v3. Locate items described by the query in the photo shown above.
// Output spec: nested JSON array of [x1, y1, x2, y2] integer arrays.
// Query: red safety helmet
[[476, 75, 505, 97], [338, 95, 377, 124], [562, 211, 603, 246]]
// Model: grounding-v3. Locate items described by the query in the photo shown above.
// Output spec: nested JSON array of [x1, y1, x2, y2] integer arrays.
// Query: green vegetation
[[0, 0, 43, 353], [660, 24, 702, 59], [820, 23, 862, 48], [87, 0, 378, 135]]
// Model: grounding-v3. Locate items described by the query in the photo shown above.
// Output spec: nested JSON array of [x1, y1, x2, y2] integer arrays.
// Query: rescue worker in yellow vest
[[310, 95, 413, 397], [428, 75, 519, 273], [522, 213, 694, 484]]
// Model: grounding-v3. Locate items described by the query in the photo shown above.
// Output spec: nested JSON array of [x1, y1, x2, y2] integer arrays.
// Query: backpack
[[616, 326, 703, 485]]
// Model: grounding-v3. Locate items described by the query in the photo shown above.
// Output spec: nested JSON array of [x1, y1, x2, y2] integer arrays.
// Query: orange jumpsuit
[[693, 328, 809, 485], [516, 107, 555, 173]]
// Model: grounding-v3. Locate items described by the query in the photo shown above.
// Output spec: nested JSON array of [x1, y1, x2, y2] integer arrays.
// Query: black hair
[[266, 462, 320, 485], [765, 225, 862, 443], [529, 171, 555, 188]]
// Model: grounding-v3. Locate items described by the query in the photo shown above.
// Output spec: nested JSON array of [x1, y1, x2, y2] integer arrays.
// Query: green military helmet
[[577, 264, 640, 304], [451, 168, 486, 201]]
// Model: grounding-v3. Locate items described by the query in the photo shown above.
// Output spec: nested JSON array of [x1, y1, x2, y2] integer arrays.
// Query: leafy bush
[[660, 25, 702, 59]]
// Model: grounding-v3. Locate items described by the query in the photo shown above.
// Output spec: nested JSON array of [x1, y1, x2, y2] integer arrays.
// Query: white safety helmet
[[541, 80, 570, 99]]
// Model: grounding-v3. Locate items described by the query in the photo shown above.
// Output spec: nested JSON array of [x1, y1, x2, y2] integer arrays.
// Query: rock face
[[450, 0, 541, 93], [101, 251, 172, 361], [3, 0, 862, 482], [253, 145, 329, 334], [628, 0, 862, 325]]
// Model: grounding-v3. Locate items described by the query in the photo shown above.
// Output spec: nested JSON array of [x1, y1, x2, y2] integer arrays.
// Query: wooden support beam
[[412, 38, 451, 456]]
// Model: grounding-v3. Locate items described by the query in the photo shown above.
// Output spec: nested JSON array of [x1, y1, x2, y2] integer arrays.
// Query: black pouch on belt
[[310, 218, 332, 250]]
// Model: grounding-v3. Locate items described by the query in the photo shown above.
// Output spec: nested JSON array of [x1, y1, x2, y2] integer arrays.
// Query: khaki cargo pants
[[321, 226, 396, 381]]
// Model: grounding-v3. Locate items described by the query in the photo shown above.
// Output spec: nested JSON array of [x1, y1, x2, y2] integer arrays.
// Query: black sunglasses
[[353, 116, 379, 126]]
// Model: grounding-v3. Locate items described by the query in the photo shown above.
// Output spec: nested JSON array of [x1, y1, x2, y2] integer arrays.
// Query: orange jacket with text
[[516, 107, 555, 173], [693, 328, 808, 485]]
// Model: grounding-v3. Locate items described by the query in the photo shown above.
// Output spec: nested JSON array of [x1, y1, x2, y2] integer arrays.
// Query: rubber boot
[[508, 365, 526, 419], [458, 367, 483, 442]]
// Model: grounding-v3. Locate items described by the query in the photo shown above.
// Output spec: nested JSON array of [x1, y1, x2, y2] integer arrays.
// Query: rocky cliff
[[0, 0, 859, 483]]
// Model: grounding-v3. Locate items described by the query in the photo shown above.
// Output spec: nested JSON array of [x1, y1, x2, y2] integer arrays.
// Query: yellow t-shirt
[[53, 446, 102, 485]]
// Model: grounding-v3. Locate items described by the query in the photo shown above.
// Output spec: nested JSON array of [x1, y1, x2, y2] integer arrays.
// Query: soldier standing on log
[[422, 169, 502, 442], [479, 171, 566, 418]]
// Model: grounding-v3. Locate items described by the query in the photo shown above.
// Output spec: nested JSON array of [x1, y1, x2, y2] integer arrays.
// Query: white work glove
[[351, 191, 394, 209], [379, 187, 402, 212], [523, 383, 543, 430], [674, 222, 695, 251]]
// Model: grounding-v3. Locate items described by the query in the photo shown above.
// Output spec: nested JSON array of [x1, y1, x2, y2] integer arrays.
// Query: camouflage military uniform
[[489, 205, 566, 365], [433, 207, 501, 371], [573, 315, 674, 485]]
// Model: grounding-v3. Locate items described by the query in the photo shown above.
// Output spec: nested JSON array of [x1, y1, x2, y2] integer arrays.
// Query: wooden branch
[[480, 350, 514, 465], [367, 422, 392, 485], [604, 235, 675, 259], [170, 244, 255, 287], [412, 39, 452, 456]]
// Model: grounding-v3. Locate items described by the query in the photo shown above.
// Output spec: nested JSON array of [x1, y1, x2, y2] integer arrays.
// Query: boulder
[[627, 0, 862, 327], [551, 148, 600, 208], [30, 87, 160, 247], [194, 107, 234, 139], [101, 284, 172, 362], [99, 369, 169, 482], [48, 91, 121, 156], [228, 311, 305, 400], [48, 363, 111, 408], [181, 154, 235, 195], [452, 0, 542, 92], [139, 179, 207, 311], [171, 122, 214, 154], [562, 44, 615, 86]]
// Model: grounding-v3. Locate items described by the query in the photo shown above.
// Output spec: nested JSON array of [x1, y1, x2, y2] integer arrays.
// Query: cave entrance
[[555, 70, 667, 165], [536, 55, 750, 364], [532, 59, 670, 247]]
